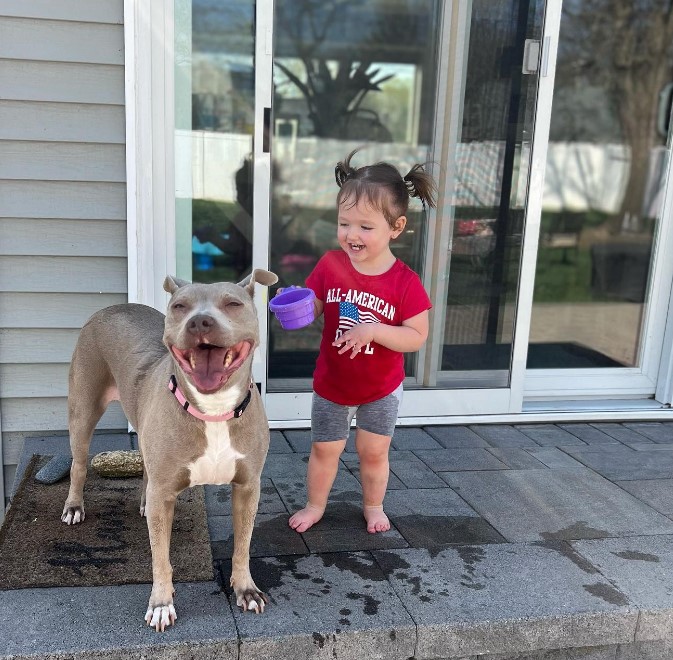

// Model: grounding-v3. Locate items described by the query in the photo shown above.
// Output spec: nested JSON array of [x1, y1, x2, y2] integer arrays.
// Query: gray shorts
[[311, 383, 403, 441]]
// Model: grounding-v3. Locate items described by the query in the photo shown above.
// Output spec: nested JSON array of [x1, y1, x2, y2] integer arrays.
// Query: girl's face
[[337, 198, 406, 275]]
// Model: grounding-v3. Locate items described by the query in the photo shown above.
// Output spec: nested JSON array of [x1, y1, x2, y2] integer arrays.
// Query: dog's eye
[[172, 303, 185, 310], [226, 301, 242, 308]]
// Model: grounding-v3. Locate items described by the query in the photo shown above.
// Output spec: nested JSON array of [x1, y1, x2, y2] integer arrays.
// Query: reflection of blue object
[[192, 236, 225, 256], [195, 253, 213, 270], [192, 236, 225, 271]]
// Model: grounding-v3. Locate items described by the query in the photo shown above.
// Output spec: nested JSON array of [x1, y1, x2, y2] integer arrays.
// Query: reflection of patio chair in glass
[[541, 212, 582, 264], [339, 108, 393, 142]]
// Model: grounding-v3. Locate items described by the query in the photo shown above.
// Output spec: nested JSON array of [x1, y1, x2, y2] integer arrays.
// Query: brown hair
[[334, 149, 437, 228]]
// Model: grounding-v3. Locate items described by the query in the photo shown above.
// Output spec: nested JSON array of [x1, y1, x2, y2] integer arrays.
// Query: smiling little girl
[[287, 149, 437, 534]]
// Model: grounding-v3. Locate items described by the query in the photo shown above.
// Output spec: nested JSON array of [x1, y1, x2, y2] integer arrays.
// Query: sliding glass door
[[166, 0, 673, 418], [525, 0, 673, 400], [263, 0, 552, 420]]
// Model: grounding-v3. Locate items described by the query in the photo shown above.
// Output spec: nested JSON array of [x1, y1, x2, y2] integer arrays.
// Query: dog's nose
[[187, 314, 215, 335]]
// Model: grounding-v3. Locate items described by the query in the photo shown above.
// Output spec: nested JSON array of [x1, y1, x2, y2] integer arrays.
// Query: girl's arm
[[333, 310, 429, 357]]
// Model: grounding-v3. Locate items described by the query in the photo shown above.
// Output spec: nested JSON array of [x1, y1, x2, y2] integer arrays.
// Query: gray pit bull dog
[[61, 269, 278, 631]]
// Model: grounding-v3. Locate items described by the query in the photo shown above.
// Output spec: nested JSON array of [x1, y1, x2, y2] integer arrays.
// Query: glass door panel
[[175, 0, 256, 285], [267, 0, 546, 396], [267, 0, 442, 389], [434, 0, 544, 388], [528, 1, 672, 373]]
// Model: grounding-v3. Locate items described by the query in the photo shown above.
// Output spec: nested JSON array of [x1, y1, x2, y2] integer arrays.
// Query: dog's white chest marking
[[188, 422, 245, 486]]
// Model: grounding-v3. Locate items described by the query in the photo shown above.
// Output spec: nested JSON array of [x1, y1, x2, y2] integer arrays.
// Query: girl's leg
[[355, 428, 392, 533], [288, 438, 346, 533]]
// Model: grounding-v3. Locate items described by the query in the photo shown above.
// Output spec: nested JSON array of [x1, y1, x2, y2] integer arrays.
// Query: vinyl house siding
[[0, 0, 129, 506]]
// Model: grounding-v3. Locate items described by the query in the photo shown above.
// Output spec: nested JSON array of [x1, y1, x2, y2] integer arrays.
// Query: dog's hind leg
[[61, 347, 117, 525]]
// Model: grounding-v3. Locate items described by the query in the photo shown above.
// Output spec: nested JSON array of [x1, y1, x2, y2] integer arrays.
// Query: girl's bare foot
[[288, 504, 325, 533], [363, 504, 390, 533]]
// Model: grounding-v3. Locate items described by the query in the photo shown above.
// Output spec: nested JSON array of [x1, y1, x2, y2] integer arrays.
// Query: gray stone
[[391, 427, 443, 450], [570, 536, 673, 642], [389, 450, 448, 488], [261, 452, 310, 479], [591, 424, 653, 445], [470, 424, 540, 447], [465, 646, 618, 659], [563, 445, 673, 481], [487, 447, 549, 470], [227, 553, 416, 660], [617, 640, 673, 660], [301, 503, 410, 552], [273, 470, 362, 514], [211, 512, 309, 558], [616, 480, 673, 516], [22, 434, 72, 456], [558, 424, 621, 445], [268, 430, 293, 453], [623, 423, 673, 444], [629, 444, 673, 451], [0, 582, 238, 659], [385, 487, 479, 518], [516, 425, 587, 447], [384, 488, 504, 548], [414, 448, 509, 471], [443, 469, 673, 542], [205, 479, 286, 517], [524, 447, 587, 469], [34, 454, 72, 484], [374, 545, 636, 659], [283, 429, 313, 452], [424, 425, 490, 448]]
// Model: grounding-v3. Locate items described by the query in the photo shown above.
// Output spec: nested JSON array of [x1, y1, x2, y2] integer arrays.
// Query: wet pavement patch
[[612, 550, 660, 562], [223, 552, 416, 658], [210, 513, 309, 559]]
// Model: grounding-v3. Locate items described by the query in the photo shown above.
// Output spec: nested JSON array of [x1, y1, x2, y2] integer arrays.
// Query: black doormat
[[441, 342, 625, 371], [0, 456, 213, 590]]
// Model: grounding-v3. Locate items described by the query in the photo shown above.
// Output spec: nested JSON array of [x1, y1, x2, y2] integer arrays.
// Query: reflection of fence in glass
[[176, 132, 667, 219]]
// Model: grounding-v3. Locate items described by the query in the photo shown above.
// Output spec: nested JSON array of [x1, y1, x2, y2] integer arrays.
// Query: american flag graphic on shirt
[[338, 301, 380, 331]]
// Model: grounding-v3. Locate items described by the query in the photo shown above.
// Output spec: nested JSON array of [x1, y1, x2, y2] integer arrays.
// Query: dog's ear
[[163, 275, 191, 295], [238, 269, 279, 296]]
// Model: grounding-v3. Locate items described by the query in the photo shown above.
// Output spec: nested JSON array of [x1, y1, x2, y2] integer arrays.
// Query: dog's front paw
[[231, 577, 268, 613], [61, 505, 85, 525], [145, 603, 177, 632]]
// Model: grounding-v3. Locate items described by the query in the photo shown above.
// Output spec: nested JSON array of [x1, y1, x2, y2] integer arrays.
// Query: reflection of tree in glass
[[556, 0, 673, 233], [275, 0, 395, 139]]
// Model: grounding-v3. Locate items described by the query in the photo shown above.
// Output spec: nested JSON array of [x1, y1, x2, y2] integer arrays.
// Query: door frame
[[124, 0, 673, 426]]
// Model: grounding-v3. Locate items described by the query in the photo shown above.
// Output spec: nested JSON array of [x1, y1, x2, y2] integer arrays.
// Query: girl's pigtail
[[403, 163, 438, 209], [335, 149, 359, 188]]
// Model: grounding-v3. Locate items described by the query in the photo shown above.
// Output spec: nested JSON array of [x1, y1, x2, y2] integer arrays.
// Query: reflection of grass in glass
[[192, 263, 240, 285], [533, 246, 597, 303], [192, 199, 238, 230], [540, 209, 607, 233]]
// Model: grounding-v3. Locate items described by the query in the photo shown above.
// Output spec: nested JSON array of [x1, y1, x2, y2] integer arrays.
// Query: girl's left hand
[[333, 324, 377, 359]]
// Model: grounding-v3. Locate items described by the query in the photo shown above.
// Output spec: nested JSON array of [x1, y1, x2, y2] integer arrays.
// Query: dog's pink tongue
[[192, 347, 227, 391]]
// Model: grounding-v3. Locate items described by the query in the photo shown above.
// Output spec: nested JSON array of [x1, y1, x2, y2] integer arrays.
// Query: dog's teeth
[[224, 350, 233, 368], [189, 354, 196, 369]]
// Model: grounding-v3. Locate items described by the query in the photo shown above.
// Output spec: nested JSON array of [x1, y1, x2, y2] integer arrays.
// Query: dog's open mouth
[[170, 340, 252, 393]]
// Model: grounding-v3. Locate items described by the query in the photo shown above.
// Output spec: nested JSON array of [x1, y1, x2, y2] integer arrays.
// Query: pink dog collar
[[168, 375, 252, 422]]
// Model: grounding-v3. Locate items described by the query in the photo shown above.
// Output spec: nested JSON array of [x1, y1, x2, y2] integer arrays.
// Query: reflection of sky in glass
[[192, 0, 254, 53]]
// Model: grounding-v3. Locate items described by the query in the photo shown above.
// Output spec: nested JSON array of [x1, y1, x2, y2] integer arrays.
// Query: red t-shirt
[[306, 250, 432, 406]]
